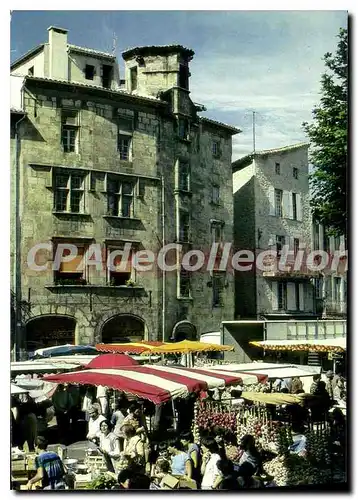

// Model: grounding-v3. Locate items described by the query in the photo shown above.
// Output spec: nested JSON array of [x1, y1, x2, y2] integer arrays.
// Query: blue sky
[[10, 10, 347, 160]]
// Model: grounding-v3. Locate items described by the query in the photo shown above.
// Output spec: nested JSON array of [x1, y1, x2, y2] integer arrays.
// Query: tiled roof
[[232, 142, 310, 171], [68, 44, 116, 60], [24, 76, 166, 106], [253, 142, 310, 155], [10, 107, 25, 114], [122, 44, 194, 60], [200, 116, 241, 134], [11, 44, 45, 70]]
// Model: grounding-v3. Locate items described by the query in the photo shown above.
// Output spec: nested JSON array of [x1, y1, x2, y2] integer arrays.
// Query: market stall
[[250, 338, 346, 353], [192, 391, 344, 486], [42, 361, 264, 404]]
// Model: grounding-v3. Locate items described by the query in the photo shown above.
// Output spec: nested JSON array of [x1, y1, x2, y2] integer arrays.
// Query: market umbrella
[[95, 342, 166, 354], [11, 383, 29, 395], [33, 344, 98, 358], [250, 338, 346, 353], [43, 365, 248, 405], [140, 340, 234, 355], [85, 354, 139, 369]]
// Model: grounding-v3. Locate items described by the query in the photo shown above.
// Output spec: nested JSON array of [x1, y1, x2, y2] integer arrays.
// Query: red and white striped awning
[[43, 365, 266, 404]]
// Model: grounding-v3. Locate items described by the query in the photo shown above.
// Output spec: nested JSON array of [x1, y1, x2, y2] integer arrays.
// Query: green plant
[[86, 473, 117, 490], [125, 279, 136, 287]]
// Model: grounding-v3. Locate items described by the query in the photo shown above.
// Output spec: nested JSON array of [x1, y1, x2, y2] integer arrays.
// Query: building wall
[[124, 53, 180, 96], [11, 50, 46, 78], [233, 164, 256, 318], [68, 52, 121, 89], [14, 75, 236, 349]]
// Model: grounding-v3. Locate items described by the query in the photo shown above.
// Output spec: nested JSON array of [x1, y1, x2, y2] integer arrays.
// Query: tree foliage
[[303, 27, 348, 237]]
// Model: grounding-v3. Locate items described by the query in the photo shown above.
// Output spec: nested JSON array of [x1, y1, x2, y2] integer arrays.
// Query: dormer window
[[85, 64, 95, 80]]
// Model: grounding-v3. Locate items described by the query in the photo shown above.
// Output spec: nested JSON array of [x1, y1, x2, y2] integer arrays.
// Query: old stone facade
[[233, 143, 317, 320], [312, 222, 347, 318], [11, 27, 239, 356]]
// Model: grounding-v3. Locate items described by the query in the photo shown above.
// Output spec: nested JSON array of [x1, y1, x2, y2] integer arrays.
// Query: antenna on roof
[[112, 32, 117, 55], [252, 111, 256, 153]]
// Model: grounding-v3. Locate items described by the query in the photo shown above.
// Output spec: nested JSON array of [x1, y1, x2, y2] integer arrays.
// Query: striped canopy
[[43, 365, 266, 404], [96, 342, 165, 354]]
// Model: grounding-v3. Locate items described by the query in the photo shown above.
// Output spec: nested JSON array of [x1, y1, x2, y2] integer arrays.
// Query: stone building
[[312, 221, 347, 318], [10, 27, 240, 357], [232, 143, 318, 320]]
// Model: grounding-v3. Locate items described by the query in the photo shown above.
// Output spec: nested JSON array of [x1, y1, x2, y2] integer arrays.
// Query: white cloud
[[188, 11, 347, 160]]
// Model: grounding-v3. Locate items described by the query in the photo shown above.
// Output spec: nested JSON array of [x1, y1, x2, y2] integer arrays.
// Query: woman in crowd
[[180, 431, 201, 484], [213, 459, 241, 490], [86, 403, 106, 442], [97, 419, 121, 473], [200, 437, 222, 490], [122, 424, 146, 472], [238, 434, 262, 475], [167, 438, 193, 479]]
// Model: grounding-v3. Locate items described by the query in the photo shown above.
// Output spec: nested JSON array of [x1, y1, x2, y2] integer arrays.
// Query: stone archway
[[171, 320, 197, 342], [26, 315, 76, 353], [101, 314, 145, 344]]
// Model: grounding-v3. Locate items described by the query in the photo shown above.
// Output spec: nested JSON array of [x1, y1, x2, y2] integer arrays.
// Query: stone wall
[[14, 76, 236, 348]]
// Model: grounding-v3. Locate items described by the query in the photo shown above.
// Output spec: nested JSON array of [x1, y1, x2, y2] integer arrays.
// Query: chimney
[[47, 26, 68, 80]]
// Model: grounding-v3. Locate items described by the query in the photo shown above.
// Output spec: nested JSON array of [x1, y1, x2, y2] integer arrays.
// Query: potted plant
[[125, 279, 136, 287]]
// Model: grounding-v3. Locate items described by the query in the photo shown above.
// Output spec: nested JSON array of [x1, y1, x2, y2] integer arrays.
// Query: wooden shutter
[[288, 192, 294, 219], [271, 282, 278, 310], [287, 282, 296, 310], [296, 194, 303, 221], [60, 246, 85, 272], [268, 186, 275, 216], [299, 283, 305, 310], [289, 236, 295, 251], [282, 191, 290, 218]]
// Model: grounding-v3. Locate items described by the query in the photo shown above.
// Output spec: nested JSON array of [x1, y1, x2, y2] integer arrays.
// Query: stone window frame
[[53, 169, 86, 214], [117, 114, 133, 160], [106, 243, 136, 286], [211, 184, 220, 205], [210, 219, 225, 243], [52, 239, 89, 285], [178, 266, 191, 299], [106, 175, 135, 218], [212, 271, 225, 307], [178, 209, 191, 243], [177, 159, 191, 192], [61, 108, 80, 154], [274, 188, 283, 217]]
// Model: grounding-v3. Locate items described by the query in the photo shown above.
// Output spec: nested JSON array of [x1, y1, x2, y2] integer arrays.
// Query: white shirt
[[99, 432, 120, 457], [87, 414, 106, 439], [96, 385, 107, 398], [201, 453, 221, 490]]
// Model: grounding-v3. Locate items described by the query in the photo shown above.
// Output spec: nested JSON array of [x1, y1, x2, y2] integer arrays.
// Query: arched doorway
[[171, 321, 197, 342], [26, 315, 76, 354], [101, 314, 145, 343]]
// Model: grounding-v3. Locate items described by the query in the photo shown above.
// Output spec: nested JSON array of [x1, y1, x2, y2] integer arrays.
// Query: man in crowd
[[26, 436, 66, 490]]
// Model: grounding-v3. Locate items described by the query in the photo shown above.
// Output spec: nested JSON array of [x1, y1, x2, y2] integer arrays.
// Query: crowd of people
[[12, 368, 347, 490]]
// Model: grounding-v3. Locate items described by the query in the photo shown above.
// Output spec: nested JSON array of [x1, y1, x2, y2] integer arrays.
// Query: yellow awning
[[140, 340, 234, 355], [240, 391, 317, 406], [250, 338, 346, 353]]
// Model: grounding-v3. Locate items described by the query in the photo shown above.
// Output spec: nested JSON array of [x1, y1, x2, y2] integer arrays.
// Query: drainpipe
[[13, 111, 26, 361], [161, 174, 166, 343]]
